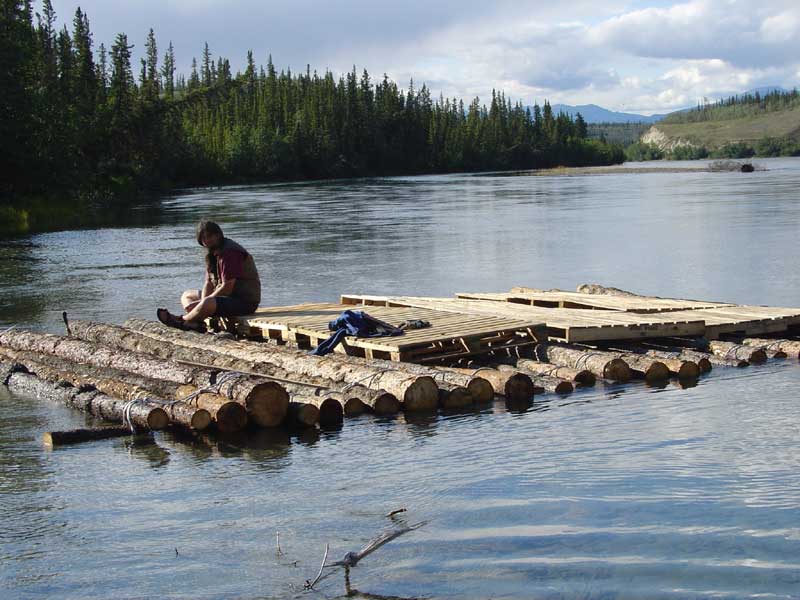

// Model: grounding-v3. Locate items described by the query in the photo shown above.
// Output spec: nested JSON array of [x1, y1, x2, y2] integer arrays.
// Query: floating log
[[289, 393, 343, 425], [514, 359, 596, 386], [436, 382, 474, 409], [120, 319, 439, 412], [610, 353, 670, 383], [741, 337, 798, 359], [2, 361, 169, 430], [606, 349, 699, 381], [287, 398, 322, 427], [367, 358, 494, 404], [678, 348, 748, 369], [574, 283, 640, 297], [0, 329, 286, 428], [43, 427, 137, 447], [535, 344, 631, 383], [0, 347, 216, 432], [277, 381, 365, 416], [642, 349, 712, 374], [497, 365, 573, 394], [336, 384, 400, 415], [708, 340, 767, 364], [442, 366, 534, 402]]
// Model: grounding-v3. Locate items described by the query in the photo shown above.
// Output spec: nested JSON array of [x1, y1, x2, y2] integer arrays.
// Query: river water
[[1, 158, 800, 599]]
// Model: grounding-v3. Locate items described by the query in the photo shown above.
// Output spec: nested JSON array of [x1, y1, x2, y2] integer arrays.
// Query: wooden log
[[535, 344, 631, 383], [277, 381, 364, 416], [0, 347, 214, 431], [436, 382, 474, 409], [287, 397, 321, 427], [708, 340, 767, 364], [43, 427, 137, 447], [679, 348, 747, 369], [514, 359, 596, 386], [2, 363, 169, 430], [443, 366, 534, 401], [621, 354, 670, 382], [497, 365, 573, 394], [741, 337, 797, 359], [119, 319, 439, 412], [336, 384, 400, 416], [642, 349, 712, 374], [366, 358, 494, 404], [574, 283, 641, 297], [0, 329, 285, 428], [603, 345, 701, 380]]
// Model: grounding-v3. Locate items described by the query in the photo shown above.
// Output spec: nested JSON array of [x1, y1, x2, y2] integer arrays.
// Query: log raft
[[108, 319, 440, 412], [1, 361, 169, 431]]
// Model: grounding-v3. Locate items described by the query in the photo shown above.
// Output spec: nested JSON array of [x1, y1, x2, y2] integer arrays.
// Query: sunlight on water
[[1, 158, 800, 599]]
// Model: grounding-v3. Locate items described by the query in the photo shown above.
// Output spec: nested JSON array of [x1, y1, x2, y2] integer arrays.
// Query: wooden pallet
[[341, 295, 707, 343], [663, 306, 800, 339], [233, 303, 545, 363], [457, 289, 731, 313]]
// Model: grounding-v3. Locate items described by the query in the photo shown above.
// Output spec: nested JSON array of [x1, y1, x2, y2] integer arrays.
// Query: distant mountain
[[548, 103, 667, 124]]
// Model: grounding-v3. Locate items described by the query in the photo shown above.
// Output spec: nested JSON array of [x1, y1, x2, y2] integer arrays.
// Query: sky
[[46, 0, 800, 115]]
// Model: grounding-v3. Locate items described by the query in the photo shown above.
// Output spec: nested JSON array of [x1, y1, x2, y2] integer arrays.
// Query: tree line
[[1, 1, 624, 234], [661, 88, 800, 124]]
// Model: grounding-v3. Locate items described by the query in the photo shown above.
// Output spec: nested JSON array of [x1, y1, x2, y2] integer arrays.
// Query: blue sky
[[46, 0, 800, 114]]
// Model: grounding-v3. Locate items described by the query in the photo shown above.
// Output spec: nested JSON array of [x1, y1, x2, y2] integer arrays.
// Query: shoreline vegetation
[[623, 89, 800, 161], [0, 2, 624, 238]]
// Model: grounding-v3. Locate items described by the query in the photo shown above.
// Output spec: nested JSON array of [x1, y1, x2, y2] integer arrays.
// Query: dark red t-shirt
[[215, 248, 246, 281]]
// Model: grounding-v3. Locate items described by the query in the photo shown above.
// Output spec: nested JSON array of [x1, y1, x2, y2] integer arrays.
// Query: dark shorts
[[214, 296, 258, 317]]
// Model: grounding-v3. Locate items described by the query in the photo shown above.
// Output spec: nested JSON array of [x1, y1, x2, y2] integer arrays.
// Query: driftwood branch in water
[[303, 520, 428, 590]]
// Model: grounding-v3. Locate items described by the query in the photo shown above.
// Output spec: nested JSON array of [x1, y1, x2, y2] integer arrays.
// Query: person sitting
[[157, 220, 261, 331]]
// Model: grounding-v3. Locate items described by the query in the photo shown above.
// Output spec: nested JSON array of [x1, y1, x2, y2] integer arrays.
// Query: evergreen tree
[[161, 40, 175, 99]]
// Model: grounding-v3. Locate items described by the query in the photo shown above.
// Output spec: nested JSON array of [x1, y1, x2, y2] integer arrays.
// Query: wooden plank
[[456, 290, 732, 313]]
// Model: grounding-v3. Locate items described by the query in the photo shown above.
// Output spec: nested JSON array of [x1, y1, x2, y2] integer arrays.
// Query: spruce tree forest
[[0, 1, 624, 235]]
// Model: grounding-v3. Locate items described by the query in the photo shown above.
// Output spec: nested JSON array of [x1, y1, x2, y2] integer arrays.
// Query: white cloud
[[44, 0, 800, 114]]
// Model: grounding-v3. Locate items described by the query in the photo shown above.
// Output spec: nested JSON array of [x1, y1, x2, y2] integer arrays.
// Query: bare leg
[[183, 297, 217, 323], [181, 289, 201, 312]]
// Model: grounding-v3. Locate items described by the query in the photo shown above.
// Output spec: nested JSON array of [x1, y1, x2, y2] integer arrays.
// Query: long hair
[[196, 220, 224, 276]]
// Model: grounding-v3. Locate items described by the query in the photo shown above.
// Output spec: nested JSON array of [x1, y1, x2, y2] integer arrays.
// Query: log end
[[574, 370, 597, 387], [402, 376, 439, 412], [248, 382, 290, 427], [372, 394, 401, 416], [342, 398, 369, 417], [504, 373, 534, 402], [749, 349, 768, 364], [696, 358, 713, 373], [438, 386, 473, 409], [604, 358, 632, 383], [643, 361, 671, 383], [318, 398, 344, 425], [772, 350, 788, 359], [466, 378, 495, 403], [147, 408, 170, 430], [215, 402, 248, 433], [554, 380, 574, 394], [190, 408, 213, 431], [289, 402, 320, 427], [677, 361, 701, 381]]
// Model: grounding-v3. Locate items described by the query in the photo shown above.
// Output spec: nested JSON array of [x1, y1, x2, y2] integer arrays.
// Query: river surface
[[1, 158, 800, 599]]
